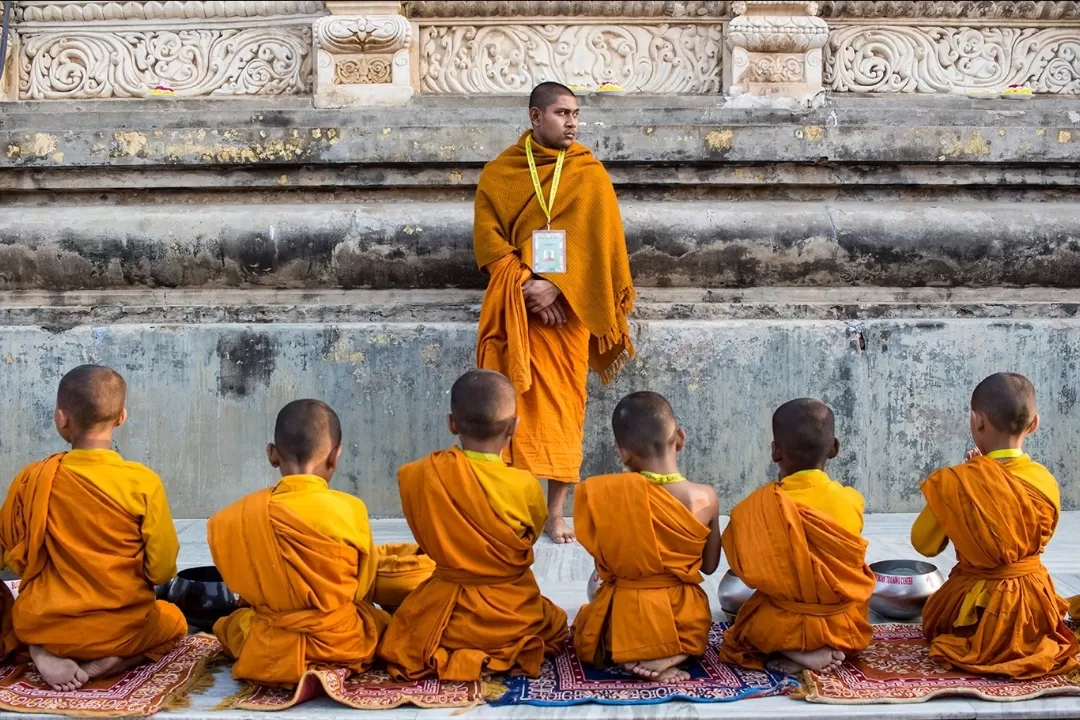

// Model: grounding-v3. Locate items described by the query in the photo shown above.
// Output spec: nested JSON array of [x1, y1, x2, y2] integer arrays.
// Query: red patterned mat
[[798, 623, 1080, 704], [0, 634, 221, 717], [222, 667, 488, 711]]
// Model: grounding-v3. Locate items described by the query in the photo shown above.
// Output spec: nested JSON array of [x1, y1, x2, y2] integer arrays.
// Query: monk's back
[[659, 481, 715, 528]]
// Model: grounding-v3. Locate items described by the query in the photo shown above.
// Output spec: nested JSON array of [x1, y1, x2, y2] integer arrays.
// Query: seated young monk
[[572, 392, 720, 683], [210, 400, 395, 686], [0, 365, 186, 691], [379, 370, 567, 681], [913, 373, 1079, 678], [719, 398, 875, 675]]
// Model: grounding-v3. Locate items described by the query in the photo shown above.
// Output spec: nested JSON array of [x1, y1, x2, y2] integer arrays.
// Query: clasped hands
[[522, 277, 566, 327]]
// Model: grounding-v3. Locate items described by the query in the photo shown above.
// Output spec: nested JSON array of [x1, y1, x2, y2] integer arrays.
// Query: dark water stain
[[217, 331, 277, 398]]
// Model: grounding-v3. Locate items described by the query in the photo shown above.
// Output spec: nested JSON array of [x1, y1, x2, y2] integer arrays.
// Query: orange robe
[[918, 455, 1078, 677], [474, 131, 635, 483], [379, 447, 567, 681], [572, 473, 711, 666], [210, 476, 391, 686], [0, 452, 186, 660], [718, 483, 875, 669]]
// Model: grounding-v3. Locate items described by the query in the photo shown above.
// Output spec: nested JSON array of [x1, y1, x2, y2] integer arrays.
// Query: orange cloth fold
[[378, 448, 567, 681], [0, 454, 186, 660], [920, 456, 1079, 678], [369, 542, 435, 612], [572, 473, 711, 666], [718, 484, 875, 669], [474, 131, 636, 389], [209, 488, 389, 686]]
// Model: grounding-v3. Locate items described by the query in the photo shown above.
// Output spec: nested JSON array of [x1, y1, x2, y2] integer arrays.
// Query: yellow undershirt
[[270, 474, 377, 604], [59, 448, 179, 585], [462, 448, 547, 541], [910, 450, 1060, 627], [779, 469, 865, 535]]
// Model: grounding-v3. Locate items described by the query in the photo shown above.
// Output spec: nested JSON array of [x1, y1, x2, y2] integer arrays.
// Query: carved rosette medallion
[[313, 14, 414, 106]]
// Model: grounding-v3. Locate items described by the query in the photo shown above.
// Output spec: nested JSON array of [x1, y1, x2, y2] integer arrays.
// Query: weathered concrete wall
[[2, 307, 1078, 517]]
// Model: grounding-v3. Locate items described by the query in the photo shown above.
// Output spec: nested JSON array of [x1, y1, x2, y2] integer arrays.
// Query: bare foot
[[623, 662, 657, 680], [544, 517, 576, 544], [781, 648, 838, 673], [766, 657, 805, 675], [29, 646, 88, 692], [80, 656, 142, 680], [627, 654, 688, 681], [655, 666, 691, 683]]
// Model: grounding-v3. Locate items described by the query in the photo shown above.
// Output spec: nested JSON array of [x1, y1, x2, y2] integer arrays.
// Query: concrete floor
[[143, 515, 1080, 718]]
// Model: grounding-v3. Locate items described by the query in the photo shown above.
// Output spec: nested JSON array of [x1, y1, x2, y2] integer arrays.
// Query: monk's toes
[[656, 667, 691, 683]]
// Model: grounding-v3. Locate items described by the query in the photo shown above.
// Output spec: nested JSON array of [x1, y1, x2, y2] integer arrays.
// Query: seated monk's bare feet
[[626, 654, 688, 681], [765, 656, 805, 676], [781, 648, 840, 673], [544, 517, 575, 544], [29, 646, 88, 692], [655, 666, 691, 684], [80, 656, 143, 680]]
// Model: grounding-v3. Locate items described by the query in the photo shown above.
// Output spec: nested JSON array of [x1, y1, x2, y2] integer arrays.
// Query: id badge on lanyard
[[532, 229, 567, 274]]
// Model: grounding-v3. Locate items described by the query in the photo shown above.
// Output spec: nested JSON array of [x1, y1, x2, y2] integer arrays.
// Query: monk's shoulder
[[831, 481, 865, 513]]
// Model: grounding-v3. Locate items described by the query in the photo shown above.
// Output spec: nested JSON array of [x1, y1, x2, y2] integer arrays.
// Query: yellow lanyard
[[525, 133, 565, 230], [640, 471, 686, 486]]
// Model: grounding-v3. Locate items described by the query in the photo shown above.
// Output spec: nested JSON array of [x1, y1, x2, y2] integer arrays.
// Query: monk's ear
[[446, 414, 459, 437], [266, 443, 281, 468], [529, 107, 540, 127], [115, 408, 128, 428], [507, 416, 520, 439], [328, 443, 344, 471], [828, 437, 840, 460], [1027, 413, 1040, 436], [674, 427, 687, 452], [770, 441, 781, 465]]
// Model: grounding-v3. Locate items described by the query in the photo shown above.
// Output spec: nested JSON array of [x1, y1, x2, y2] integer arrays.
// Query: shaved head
[[57, 364, 126, 429], [450, 370, 516, 441], [971, 372, 1036, 434], [612, 391, 677, 459], [274, 399, 341, 464], [772, 398, 836, 470], [529, 81, 575, 111]]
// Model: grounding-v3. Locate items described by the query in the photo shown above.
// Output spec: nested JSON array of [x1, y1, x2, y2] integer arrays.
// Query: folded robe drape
[[379, 447, 567, 681], [920, 457, 1078, 678], [572, 473, 711, 666], [0, 454, 186, 660], [718, 483, 875, 669]]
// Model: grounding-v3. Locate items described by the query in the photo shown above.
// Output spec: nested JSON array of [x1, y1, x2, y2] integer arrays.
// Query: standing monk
[[474, 82, 636, 543]]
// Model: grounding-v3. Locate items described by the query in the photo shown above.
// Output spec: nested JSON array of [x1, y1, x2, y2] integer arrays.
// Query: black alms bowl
[[165, 566, 240, 633]]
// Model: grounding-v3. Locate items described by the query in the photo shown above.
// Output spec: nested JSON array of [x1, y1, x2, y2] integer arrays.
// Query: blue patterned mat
[[491, 623, 797, 706]]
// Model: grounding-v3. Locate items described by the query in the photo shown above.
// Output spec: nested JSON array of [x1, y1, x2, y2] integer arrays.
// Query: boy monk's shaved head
[[450, 370, 516, 440], [274, 399, 342, 463], [612, 391, 677, 458], [56, 364, 126, 428], [773, 398, 835, 469], [971, 372, 1036, 434], [529, 81, 575, 110]]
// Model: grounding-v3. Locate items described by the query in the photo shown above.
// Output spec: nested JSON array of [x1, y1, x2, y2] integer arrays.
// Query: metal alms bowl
[[165, 566, 240, 633], [586, 569, 601, 601], [717, 571, 754, 621], [869, 559, 945, 620]]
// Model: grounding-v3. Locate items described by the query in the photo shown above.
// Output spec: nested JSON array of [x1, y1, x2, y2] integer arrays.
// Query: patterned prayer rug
[[491, 623, 796, 706], [0, 634, 221, 716], [221, 668, 488, 711], [798, 623, 1080, 704]]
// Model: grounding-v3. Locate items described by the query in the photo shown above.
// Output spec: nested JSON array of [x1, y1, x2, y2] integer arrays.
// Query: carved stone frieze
[[20, 27, 312, 99], [817, 2, 1080, 20], [15, 1, 327, 24], [405, 1, 728, 19], [419, 23, 723, 93], [725, 0, 827, 97], [826, 26, 1080, 93], [313, 13, 413, 106]]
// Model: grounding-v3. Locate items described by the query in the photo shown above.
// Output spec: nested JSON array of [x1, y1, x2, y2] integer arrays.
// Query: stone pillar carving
[[314, 1, 415, 107], [725, 1, 828, 99], [1, 27, 16, 102]]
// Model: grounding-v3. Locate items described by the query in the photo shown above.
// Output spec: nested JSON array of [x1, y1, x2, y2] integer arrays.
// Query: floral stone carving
[[313, 14, 414, 107], [725, 1, 829, 97], [419, 22, 723, 93], [826, 26, 1080, 93], [20, 27, 312, 99]]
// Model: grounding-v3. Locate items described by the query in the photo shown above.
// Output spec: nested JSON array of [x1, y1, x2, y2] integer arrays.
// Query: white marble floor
[[152, 515, 1080, 718]]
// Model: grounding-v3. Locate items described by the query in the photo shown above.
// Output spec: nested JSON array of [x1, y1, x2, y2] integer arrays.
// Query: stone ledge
[[4, 200, 1080, 290], [3, 96, 1079, 169]]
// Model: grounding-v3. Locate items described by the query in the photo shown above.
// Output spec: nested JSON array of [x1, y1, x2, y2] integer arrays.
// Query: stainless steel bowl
[[717, 571, 754, 622], [869, 559, 944, 620], [586, 569, 601, 601]]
